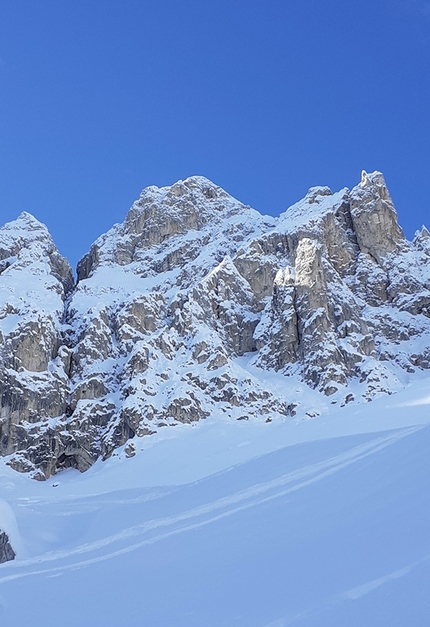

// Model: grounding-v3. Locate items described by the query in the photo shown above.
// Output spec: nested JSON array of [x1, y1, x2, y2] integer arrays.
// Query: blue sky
[[0, 0, 429, 269]]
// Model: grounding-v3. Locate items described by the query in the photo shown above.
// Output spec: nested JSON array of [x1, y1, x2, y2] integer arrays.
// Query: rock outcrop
[[1, 171, 430, 479], [0, 213, 74, 479], [0, 530, 15, 563]]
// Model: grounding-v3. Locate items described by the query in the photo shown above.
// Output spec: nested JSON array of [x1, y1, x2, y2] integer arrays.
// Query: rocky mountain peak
[[305, 186, 333, 203], [77, 176, 272, 281], [0, 212, 74, 294], [122, 175, 255, 241], [359, 169, 388, 191], [0, 212, 50, 264], [349, 170, 405, 264], [1, 172, 430, 480]]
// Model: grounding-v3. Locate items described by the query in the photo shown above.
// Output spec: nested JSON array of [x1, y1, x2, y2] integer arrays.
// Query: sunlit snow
[[1, 378, 430, 626]]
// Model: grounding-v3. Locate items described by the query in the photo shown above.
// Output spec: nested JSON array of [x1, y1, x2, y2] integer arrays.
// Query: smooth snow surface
[[1, 379, 430, 626]]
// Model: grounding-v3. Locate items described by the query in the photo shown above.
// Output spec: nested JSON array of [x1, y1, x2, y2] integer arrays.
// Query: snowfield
[[1, 376, 430, 627]]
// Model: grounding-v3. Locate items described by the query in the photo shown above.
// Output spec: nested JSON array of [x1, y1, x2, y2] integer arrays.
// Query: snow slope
[[1, 378, 430, 626]]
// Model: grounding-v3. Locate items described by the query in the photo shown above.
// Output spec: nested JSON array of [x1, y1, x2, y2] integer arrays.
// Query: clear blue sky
[[1, 0, 429, 269]]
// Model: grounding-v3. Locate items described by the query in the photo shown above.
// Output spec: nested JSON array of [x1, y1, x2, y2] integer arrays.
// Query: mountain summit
[[1, 172, 430, 479]]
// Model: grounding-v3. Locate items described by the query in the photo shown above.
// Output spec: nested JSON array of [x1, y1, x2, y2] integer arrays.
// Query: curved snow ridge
[[0, 425, 420, 583]]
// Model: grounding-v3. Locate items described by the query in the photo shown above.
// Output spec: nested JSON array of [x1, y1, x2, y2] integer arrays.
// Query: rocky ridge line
[[1, 171, 430, 479]]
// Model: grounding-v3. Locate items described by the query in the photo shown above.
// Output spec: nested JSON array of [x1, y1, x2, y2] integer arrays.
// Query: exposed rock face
[[0, 529, 16, 563], [1, 172, 430, 479], [350, 171, 404, 264], [0, 213, 74, 479]]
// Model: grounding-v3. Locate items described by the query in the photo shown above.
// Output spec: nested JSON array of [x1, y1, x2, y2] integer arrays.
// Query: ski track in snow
[[262, 553, 430, 627], [0, 425, 420, 584]]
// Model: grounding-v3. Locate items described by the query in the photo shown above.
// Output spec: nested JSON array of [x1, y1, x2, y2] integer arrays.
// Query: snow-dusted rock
[[0, 213, 73, 478], [1, 172, 430, 479], [350, 170, 405, 264], [0, 529, 15, 563]]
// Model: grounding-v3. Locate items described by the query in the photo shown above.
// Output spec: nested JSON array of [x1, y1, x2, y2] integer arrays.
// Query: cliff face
[[1, 171, 430, 479]]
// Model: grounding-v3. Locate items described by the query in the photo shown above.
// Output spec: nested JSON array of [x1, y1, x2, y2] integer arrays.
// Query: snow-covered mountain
[[2, 171, 430, 624], [1, 171, 430, 482]]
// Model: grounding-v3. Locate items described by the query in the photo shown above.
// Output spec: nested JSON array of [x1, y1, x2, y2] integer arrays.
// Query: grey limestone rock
[[1, 172, 430, 478], [0, 530, 15, 563], [0, 213, 74, 477], [349, 171, 405, 264]]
